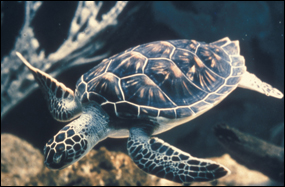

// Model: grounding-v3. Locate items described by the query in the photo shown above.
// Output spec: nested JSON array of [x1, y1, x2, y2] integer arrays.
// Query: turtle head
[[43, 124, 90, 170], [43, 103, 110, 170]]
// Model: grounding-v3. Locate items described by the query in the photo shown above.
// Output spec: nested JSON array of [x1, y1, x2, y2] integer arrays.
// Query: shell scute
[[168, 40, 199, 53], [121, 75, 175, 108], [133, 41, 174, 58], [196, 46, 231, 78], [204, 94, 224, 104], [216, 85, 235, 95], [226, 77, 242, 85], [83, 58, 110, 82], [176, 107, 194, 118], [88, 92, 107, 105], [140, 107, 158, 118], [87, 72, 123, 102], [209, 37, 231, 47], [101, 103, 116, 117], [145, 59, 208, 106], [76, 81, 86, 97], [222, 41, 240, 55], [190, 101, 211, 114], [107, 52, 146, 77], [159, 109, 176, 119], [116, 102, 138, 118], [231, 56, 245, 67], [232, 66, 246, 77], [171, 49, 225, 92]]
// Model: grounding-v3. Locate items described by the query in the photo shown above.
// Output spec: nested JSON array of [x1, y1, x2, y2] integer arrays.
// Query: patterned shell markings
[[75, 38, 246, 119]]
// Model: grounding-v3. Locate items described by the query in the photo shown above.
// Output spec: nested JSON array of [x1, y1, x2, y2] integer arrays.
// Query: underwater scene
[[1, 1, 284, 186]]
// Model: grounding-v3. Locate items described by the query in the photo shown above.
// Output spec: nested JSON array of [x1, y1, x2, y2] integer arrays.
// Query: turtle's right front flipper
[[127, 126, 230, 183], [16, 52, 82, 122]]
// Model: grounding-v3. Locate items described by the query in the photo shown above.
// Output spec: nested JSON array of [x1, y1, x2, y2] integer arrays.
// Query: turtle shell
[[75, 37, 246, 119]]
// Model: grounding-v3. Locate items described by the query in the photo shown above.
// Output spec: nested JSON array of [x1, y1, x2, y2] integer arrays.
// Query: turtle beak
[[43, 144, 67, 170], [54, 151, 64, 164]]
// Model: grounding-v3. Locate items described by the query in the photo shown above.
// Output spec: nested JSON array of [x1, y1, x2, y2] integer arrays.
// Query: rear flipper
[[238, 71, 283, 99], [127, 127, 230, 183], [16, 52, 82, 122]]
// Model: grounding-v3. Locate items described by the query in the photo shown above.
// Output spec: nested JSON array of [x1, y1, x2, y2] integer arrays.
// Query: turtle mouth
[[43, 145, 68, 170]]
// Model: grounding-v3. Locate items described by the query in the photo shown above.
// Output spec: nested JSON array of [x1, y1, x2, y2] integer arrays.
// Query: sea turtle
[[16, 37, 283, 183]]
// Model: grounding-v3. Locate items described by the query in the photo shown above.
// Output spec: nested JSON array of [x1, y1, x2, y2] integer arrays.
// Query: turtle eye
[[56, 143, 65, 152]]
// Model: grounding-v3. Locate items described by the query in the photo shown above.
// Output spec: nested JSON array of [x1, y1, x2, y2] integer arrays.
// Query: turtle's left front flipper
[[16, 52, 82, 122], [127, 127, 230, 183]]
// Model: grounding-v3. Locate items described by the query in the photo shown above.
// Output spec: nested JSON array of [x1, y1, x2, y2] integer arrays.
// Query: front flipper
[[16, 52, 82, 122], [127, 127, 230, 183]]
